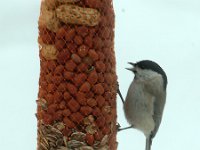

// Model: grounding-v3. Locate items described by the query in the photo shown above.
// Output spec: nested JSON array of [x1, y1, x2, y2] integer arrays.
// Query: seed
[[96, 95, 105, 108], [74, 35, 83, 45], [71, 131, 86, 142], [67, 140, 86, 148], [98, 73, 104, 83], [43, 113, 53, 124], [47, 104, 57, 114], [53, 110, 63, 121], [45, 93, 54, 105], [67, 99, 80, 112], [56, 27, 67, 39], [87, 71, 98, 85], [97, 52, 105, 61], [105, 114, 112, 124], [80, 82, 91, 93], [65, 60, 77, 72], [67, 83, 78, 95], [76, 26, 89, 37], [57, 83, 67, 92], [80, 106, 93, 116], [55, 39, 66, 51], [94, 131, 103, 141], [88, 49, 99, 61], [95, 61, 106, 73], [67, 42, 77, 53], [62, 109, 71, 117], [64, 71, 74, 81], [83, 57, 93, 66], [63, 117, 75, 128], [86, 91, 94, 99], [100, 27, 110, 39], [54, 65, 65, 75], [77, 63, 88, 73], [92, 107, 101, 117], [85, 134, 94, 146], [84, 35, 93, 48], [59, 101, 66, 110], [63, 91, 71, 101], [47, 61, 57, 72], [85, 124, 97, 134], [70, 112, 84, 124], [85, 0, 102, 9], [65, 28, 76, 42], [71, 53, 81, 64], [102, 126, 110, 135], [78, 45, 89, 57], [104, 73, 113, 85], [53, 91, 63, 103], [41, 45, 58, 60], [57, 50, 71, 64], [39, 27, 55, 44], [96, 116, 105, 128], [62, 128, 72, 136], [102, 106, 111, 114], [93, 83, 104, 95], [73, 73, 87, 87], [52, 75, 63, 85], [76, 92, 87, 106], [87, 98, 97, 107], [93, 37, 103, 49]]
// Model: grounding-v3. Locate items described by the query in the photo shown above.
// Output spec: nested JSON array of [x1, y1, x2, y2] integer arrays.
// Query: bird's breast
[[124, 81, 155, 136]]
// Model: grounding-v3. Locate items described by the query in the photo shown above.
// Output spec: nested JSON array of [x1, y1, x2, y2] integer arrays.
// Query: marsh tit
[[118, 60, 168, 150]]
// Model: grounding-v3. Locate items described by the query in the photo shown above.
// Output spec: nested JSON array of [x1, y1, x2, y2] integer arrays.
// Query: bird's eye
[[140, 65, 145, 69]]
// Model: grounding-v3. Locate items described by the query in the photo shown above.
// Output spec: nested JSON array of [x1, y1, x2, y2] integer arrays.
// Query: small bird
[[118, 60, 168, 150]]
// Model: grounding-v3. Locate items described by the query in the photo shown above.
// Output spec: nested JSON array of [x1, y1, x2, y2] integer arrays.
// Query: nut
[[41, 44, 57, 60], [56, 4, 101, 26], [39, 2, 61, 32]]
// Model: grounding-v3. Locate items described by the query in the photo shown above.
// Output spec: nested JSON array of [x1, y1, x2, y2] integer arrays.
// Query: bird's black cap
[[135, 60, 168, 90]]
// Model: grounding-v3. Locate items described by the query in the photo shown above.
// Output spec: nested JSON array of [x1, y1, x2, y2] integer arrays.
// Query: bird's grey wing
[[151, 94, 166, 138], [143, 76, 166, 138]]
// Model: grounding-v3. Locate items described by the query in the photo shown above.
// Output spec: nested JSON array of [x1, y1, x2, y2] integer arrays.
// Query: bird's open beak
[[128, 62, 135, 66], [125, 68, 133, 71], [126, 62, 136, 72]]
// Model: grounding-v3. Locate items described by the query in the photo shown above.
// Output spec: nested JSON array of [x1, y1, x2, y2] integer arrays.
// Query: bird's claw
[[116, 123, 121, 131]]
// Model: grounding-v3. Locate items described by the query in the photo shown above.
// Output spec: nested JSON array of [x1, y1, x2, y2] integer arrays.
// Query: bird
[[117, 60, 168, 150]]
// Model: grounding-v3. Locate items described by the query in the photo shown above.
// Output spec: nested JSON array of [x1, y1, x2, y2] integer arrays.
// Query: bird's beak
[[126, 62, 136, 72], [125, 68, 134, 71], [128, 62, 135, 66]]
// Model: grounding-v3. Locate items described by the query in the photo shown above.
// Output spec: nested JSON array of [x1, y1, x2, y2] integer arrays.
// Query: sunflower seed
[[98, 145, 110, 150], [42, 138, 49, 147], [39, 142, 49, 150], [54, 122, 65, 131], [100, 135, 109, 146], [56, 138, 64, 146], [79, 146, 94, 150], [49, 141, 56, 147], [71, 132, 86, 142], [67, 140, 86, 148], [63, 136, 68, 146], [57, 146, 69, 150]]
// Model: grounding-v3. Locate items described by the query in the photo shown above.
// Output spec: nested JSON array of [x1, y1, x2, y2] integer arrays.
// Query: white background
[[0, 0, 200, 149]]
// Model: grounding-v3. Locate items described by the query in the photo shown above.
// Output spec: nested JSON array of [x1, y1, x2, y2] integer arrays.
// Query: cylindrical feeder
[[37, 0, 117, 149]]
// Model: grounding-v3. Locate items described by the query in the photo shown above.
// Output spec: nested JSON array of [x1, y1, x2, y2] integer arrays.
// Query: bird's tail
[[145, 136, 152, 150]]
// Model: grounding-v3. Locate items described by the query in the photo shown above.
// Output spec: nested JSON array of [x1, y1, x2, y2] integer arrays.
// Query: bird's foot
[[116, 81, 125, 104], [117, 125, 134, 132]]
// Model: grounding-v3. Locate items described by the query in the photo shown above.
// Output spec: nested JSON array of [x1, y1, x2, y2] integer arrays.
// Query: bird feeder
[[36, 0, 117, 149]]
